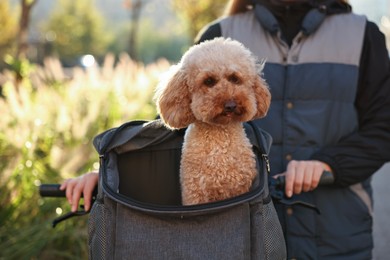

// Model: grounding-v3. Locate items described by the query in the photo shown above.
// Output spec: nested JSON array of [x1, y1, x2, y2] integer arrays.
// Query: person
[[62, 0, 390, 258]]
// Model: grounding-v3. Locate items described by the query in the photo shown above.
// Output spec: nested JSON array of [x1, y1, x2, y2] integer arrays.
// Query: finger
[[84, 173, 99, 211], [83, 183, 94, 212], [65, 180, 75, 204], [285, 162, 296, 198], [71, 182, 83, 212], [59, 180, 68, 190], [83, 191, 91, 212], [293, 163, 304, 195], [302, 164, 314, 192], [311, 167, 323, 189]]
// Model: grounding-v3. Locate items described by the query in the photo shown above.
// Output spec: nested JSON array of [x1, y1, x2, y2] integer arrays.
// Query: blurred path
[[373, 162, 390, 259]]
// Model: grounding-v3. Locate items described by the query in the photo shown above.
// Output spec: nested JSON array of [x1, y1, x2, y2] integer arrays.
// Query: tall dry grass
[[0, 54, 171, 259]]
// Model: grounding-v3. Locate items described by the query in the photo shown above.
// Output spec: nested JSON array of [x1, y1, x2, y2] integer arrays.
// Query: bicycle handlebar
[[40, 171, 334, 226], [39, 184, 98, 227], [39, 184, 98, 198], [268, 171, 335, 214], [40, 171, 334, 198], [39, 184, 66, 197], [272, 170, 335, 189]]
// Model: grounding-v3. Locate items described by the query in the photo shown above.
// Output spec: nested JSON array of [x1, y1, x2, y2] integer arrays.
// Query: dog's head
[[154, 37, 271, 129]]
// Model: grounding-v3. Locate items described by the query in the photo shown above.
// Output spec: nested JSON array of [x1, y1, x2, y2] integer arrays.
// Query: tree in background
[[43, 0, 113, 66], [17, 0, 38, 59], [0, 1, 17, 68], [171, 0, 226, 40], [123, 0, 143, 61], [106, 0, 191, 64]]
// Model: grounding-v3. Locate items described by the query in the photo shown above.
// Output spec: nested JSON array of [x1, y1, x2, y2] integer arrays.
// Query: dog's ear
[[155, 65, 195, 129], [252, 75, 271, 119]]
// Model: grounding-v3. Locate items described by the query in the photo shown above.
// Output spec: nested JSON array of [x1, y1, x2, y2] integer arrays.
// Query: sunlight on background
[[350, 0, 390, 50], [350, 0, 387, 21], [1, 1, 389, 259]]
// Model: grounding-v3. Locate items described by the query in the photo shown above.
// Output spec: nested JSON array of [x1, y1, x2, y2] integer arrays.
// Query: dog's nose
[[224, 100, 237, 113]]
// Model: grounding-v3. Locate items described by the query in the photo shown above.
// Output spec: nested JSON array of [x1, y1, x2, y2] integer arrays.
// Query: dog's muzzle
[[224, 100, 237, 113]]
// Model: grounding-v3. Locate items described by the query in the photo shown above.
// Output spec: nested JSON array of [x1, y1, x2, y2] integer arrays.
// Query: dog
[[155, 38, 271, 205]]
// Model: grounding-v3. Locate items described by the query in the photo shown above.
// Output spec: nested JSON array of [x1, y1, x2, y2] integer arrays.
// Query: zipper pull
[[262, 154, 271, 174]]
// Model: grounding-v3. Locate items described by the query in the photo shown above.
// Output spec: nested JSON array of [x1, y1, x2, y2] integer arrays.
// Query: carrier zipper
[[102, 177, 264, 215], [100, 144, 267, 215]]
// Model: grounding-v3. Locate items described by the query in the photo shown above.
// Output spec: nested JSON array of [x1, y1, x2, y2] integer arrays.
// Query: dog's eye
[[228, 74, 241, 84], [203, 77, 217, 87]]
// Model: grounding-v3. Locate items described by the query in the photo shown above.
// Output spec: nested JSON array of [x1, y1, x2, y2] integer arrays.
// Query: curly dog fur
[[155, 38, 271, 205]]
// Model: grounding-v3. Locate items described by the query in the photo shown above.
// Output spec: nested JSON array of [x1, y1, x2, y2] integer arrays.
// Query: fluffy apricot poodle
[[155, 38, 271, 205]]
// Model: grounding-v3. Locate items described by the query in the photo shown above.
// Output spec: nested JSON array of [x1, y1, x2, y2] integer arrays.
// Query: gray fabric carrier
[[88, 119, 286, 260]]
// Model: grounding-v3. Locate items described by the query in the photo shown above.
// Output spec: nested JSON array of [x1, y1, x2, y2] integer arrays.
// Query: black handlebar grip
[[317, 171, 335, 185], [39, 184, 98, 198], [39, 184, 66, 197], [275, 170, 335, 188]]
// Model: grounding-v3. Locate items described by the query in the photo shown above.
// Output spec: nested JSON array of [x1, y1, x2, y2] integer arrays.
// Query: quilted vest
[[220, 6, 372, 259]]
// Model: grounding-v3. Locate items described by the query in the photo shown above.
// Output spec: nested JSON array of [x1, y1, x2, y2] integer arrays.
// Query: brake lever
[[52, 206, 90, 228], [269, 171, 335, 214]]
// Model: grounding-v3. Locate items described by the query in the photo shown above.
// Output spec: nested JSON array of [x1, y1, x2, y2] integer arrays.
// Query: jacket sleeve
[[311, 21, 390, 186]]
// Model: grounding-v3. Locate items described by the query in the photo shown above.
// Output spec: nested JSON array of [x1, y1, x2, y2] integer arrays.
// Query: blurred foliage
[[0, 0, 227, 258], [3, 0, 226, 66], [105, 2, 192, 64], [4, 55, 35, 83], [108, 21, 184, 64], [137, 18, 190, 63], [42, 0, 113, 66], [171, 0, 226, 40], [0, 55, 171, 259], [0, 1, 17, 68]]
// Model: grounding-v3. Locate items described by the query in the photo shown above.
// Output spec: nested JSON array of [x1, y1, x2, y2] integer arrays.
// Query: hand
[[277, 160, 332, 198], [60, 171, 98, 212]]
